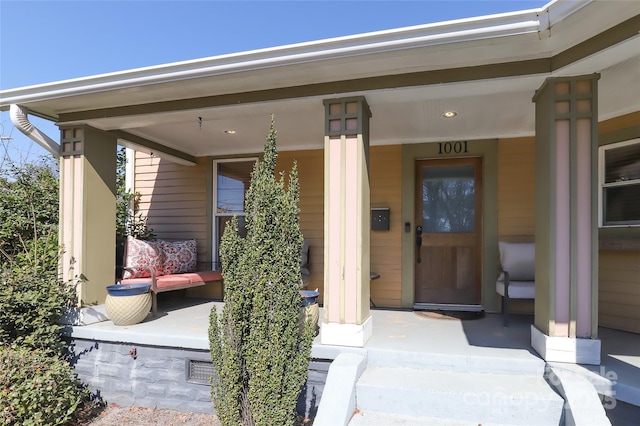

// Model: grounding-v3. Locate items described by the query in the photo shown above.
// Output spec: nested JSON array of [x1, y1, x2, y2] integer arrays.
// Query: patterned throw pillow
[[123, 236, 164, 279], [160, 239, 197, 275]]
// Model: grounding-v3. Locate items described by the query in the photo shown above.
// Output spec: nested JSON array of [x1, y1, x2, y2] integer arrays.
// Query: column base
[[531, 325, 601, 365], [320, 315, 372, 347]]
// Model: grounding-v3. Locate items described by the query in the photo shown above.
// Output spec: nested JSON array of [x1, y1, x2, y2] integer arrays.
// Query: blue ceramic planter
[[300, 290, 319, 307], [106, 283, 151, 296]]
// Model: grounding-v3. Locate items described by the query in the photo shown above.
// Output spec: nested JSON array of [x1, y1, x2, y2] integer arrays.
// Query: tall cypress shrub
[[209, 118, 314, 426]]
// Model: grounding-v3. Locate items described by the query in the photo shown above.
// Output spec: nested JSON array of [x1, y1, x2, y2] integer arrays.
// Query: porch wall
[[131, 111, 639, 328], [597, 112, 640, 334], [277, 145, 403, 308], [134, 152, 211, 262], [497, 136, 536, 314], [599, 251, 640, 334], [497, 137, 536, 238]]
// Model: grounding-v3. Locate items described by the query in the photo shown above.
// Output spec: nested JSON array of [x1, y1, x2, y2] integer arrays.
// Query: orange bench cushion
[[121, 270, 222, 290]]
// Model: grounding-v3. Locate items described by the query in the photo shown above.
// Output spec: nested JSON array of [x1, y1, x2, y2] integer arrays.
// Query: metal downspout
[[9, 104, 60, 157]]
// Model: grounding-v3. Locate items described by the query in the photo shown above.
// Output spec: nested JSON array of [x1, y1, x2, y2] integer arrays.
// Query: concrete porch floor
[[67, 296, 640, 421]]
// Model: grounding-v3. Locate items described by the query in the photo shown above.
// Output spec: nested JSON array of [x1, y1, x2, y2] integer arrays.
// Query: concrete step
[[349, 410, 503, 425], [355, 366, 564, 425], [367, 347, 546, 376]]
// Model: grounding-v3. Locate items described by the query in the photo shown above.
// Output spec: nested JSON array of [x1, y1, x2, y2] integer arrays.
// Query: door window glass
[[422, 165, 475, 232]]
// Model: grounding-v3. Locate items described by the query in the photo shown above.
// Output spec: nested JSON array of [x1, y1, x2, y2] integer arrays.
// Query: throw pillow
[[160, 239, 197, 274], [123, 236, 164, 279]]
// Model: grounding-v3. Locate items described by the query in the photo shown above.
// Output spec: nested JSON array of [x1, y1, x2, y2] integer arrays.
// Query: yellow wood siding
[[134, 152, 210, 260], [276, 150, 325, 301], [597, 112, 640, 334], [276, 146, 404, 307], [497, 137, 536, 238], [497, 137, 536, 314], [599, 251, 640, 334], [369, 145, 403, 308]]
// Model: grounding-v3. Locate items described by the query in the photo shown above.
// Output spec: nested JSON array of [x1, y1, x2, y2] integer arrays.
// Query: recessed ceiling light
[[224, 129, 237, 135], [442, 111, 458, 118]]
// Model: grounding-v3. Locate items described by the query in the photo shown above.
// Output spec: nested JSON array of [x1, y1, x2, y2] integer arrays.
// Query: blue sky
[[0, 0, 545, 163]]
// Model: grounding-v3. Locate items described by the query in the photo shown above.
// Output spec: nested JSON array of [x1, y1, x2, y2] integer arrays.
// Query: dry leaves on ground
[[84, 404, 220, 426]]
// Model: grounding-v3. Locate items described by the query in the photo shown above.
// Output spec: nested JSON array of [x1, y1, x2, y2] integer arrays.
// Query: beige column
[[59, 125, 117, 306], [321, 97, 372, 347], [531, 75, 601, 365]]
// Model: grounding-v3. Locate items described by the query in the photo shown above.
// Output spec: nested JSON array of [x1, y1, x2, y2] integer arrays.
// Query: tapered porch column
[[59, 125, 117, 306], [321, 97, 372, 347], [531, 75, 601, 365]]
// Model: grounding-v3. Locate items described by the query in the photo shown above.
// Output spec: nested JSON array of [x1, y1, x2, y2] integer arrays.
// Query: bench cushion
[[121, 270, 223, 290]]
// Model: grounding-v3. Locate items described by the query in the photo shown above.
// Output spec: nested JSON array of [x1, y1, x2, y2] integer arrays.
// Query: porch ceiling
[[1, 1, 638, 159]]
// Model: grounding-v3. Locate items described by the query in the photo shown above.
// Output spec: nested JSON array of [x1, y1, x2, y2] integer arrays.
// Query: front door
[[414, 157, 482, 309]]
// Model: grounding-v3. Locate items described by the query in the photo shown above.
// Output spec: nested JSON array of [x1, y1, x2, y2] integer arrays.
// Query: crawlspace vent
[[188, 359, 214, 384]]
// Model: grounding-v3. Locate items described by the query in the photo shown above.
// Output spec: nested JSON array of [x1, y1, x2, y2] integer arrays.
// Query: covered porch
[[66, 296, 640, 424], [1, 0, 639, 410]]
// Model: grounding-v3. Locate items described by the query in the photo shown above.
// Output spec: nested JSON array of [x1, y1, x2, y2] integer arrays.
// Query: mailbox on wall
[[371, 208, 390, 231]]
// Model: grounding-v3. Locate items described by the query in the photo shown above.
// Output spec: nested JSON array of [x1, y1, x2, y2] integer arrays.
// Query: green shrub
[[209, 118, 314, 426], [0, 267, 75, 357], [0, 346, 89, 425], [0, 161, 59, 269]]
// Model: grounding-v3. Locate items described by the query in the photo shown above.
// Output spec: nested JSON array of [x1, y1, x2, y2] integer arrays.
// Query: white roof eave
[[0, 3, 573, 109]]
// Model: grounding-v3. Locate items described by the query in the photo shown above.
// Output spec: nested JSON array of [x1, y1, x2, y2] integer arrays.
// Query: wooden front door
[[414, 157, 483, 308]]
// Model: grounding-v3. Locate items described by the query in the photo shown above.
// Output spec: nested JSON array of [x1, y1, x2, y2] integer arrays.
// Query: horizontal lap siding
[[497, 137, 536, 313], [277, 146, 403, 308], [134, 153, 210, 261], [276, 150, 325, 302], [599, 251, 640, 335], [497, 137, 536, 239], [369, 145, 403, 308]]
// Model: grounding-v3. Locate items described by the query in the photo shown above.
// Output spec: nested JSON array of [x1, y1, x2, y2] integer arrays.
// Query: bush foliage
[[0, 268, 75, 357], [0, 161, 58, 270], [209, 118, 314, 426], [0, 346, 89, 425], [0, 159, 93, 423]]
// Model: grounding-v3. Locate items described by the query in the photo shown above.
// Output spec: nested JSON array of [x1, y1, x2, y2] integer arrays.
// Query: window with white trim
[[213, 159, 257, 267], [599, 138, 640, 227]]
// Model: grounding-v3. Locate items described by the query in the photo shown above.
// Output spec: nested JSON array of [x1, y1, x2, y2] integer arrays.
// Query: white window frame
[[598, 138, 640, 227], [212, 158, 257, 268]]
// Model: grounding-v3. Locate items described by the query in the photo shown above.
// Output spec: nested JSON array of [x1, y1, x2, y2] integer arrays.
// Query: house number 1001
[[438, 141, 468, 155]]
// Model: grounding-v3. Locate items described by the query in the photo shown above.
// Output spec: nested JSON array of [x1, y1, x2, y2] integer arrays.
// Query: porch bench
[[121, 269, 223, 316], [119, 236, 223, 316]]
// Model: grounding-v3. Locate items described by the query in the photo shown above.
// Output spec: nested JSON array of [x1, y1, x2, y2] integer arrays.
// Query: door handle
[[416, 225, 423, 263]]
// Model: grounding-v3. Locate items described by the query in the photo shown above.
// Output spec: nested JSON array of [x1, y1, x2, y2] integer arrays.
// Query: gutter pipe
[[10, 104, 60, 157]]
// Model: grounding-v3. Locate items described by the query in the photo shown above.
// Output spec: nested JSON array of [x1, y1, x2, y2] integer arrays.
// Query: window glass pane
[[604, 184, 640, 225], [216, 161, 254, 213], [605, 143, 640, 184], [422, 165, 475, 232]]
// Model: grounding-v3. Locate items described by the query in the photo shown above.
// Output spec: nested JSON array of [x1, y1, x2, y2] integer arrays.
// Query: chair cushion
[[160, 239, 197, 274], [123, 236, 164, 279], [499, 241, 535, 281], [496, 278, 535, 299]]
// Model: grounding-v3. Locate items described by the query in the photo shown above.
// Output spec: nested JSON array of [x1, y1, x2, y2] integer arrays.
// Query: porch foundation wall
[[68, 338, 329, 416]]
